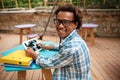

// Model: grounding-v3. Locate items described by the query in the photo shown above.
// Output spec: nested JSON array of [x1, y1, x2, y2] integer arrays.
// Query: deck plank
[[93, 38, 120, 80], [32, 70, 42, 80], [26, 70, 34, 80], [0, 34, 120, 80], [10, 72, 17, 80], [90, 46, 119, 80], [3, 72, 15, 80], [90, 48, 112, 80], [0, 70, 9, 80]]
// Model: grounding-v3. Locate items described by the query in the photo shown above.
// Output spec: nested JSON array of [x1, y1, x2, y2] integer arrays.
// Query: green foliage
[[18, 0, 29, 8], [4, 0, 16, 8], [1, 0, 120, 9], [105, 0, 120, 9], [31, 0, 43, 7], [86, 0, 120, 9]]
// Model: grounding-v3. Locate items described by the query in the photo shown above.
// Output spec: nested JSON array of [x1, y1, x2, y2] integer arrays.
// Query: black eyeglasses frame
[[54, 19, 75, 27]]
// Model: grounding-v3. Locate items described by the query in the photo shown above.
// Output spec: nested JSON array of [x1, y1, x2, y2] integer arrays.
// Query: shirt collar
[[60, 29, 77, 45]]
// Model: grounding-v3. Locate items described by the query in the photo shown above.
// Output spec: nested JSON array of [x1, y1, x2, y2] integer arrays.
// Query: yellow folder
[[0, 50, 33, 66]]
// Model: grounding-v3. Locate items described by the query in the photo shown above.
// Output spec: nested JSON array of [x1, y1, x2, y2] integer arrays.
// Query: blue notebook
[[0, 61, 34, 69]]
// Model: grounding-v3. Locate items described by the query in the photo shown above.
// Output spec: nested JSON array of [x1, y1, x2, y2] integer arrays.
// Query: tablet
[[22, 38, 42, 53]]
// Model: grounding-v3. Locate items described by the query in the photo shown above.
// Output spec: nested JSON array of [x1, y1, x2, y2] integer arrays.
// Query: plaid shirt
[[36, 29, 91, 80]]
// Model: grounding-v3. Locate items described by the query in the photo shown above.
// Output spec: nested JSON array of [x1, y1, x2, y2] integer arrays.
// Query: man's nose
[[58, 23, 64, 28]]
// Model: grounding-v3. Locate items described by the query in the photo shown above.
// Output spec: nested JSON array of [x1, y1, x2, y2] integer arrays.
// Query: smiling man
[[25, 4, 92, 80]]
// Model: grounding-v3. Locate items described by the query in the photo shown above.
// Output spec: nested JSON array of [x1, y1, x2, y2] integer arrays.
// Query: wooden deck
[[0, 33, 120, 80]]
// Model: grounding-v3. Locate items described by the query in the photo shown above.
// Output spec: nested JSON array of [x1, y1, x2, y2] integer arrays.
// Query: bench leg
[[20, 29, 23, 44], [42, 69, 52, 80], [18, 71, 26, 80], [89, 28, 95, 45]]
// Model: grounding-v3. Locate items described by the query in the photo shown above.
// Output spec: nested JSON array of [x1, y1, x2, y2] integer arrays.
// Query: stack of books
[[0, 50, 33, 68], [0, 38, 42, 68]]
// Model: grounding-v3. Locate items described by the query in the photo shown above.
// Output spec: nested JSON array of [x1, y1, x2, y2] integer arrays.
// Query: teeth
[[59, 30, 65, 33]]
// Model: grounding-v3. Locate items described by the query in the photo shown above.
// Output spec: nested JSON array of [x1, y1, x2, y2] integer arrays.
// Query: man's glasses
[[54, 19, 75, 27]]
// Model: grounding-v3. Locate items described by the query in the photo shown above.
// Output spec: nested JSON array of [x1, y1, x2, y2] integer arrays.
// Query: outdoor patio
[[0, 33, 120, 80]]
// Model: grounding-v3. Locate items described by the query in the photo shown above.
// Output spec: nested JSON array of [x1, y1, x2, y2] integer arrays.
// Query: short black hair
[[54, 3, 83, 29]]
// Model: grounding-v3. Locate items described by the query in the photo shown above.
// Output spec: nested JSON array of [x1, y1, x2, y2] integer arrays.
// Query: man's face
[[55, 11, 78, 38]]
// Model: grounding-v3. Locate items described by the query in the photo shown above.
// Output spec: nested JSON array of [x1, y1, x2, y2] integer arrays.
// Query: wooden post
[[62, 0, 64, 4], [15, 0, 18, 8], [28, 0, 31, 9], [43, 0, 47, 6], [1, 0, 4, 9], [70, 0, 72, 4], [103, 0, 106, 4], [83, 0, 86, 8], [18, 71, 26, 80]]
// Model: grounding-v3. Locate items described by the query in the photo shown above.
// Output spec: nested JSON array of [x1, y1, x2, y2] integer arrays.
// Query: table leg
[[42, 69, 52, 80], [27, 28, 33, 34], [25, 28, 33, 40], [20, 29, 23, 44], [84, 29, 88, 41], [82, 28, 88, 41], [89, 28, 95, 45], [18, 71, 26, 80], [77, 29, 83, 37]]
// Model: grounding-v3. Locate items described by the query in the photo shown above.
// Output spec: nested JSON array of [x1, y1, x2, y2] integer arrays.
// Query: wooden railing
[[0, 0, 118, 9], [0, 0, 85, 9]]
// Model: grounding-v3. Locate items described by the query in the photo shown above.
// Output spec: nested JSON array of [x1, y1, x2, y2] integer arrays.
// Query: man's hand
[[38, 43, 54, 50], [25, 47, 38, 59]]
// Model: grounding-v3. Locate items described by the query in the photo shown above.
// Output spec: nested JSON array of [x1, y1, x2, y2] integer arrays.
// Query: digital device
[[22, 38, 42, 53]]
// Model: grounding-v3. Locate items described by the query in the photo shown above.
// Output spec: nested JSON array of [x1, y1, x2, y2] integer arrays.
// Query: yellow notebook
[[0, 50, 33, 66]]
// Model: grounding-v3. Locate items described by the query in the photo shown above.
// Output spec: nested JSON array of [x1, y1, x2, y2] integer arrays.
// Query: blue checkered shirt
[[36, 29, 91, 80]]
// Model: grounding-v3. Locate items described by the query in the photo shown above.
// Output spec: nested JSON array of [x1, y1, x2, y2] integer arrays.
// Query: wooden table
[[15, 24, 36, 44], [79, 23, 98, 45], [2, 41, 58, 80]]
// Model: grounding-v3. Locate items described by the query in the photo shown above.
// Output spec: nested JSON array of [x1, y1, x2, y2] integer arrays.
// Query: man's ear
[[74, 22, 78, 28], [75, 22, 78, 26]]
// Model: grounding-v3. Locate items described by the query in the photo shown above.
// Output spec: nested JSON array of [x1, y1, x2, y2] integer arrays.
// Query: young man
[[25, 4, 91, 80]]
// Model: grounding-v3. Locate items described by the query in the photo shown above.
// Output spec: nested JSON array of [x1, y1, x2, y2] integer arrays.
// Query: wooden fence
[[1, 0, 108, 9]]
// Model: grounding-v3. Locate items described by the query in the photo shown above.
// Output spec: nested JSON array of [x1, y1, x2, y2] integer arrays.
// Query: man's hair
[[54, 3, 83, 29]]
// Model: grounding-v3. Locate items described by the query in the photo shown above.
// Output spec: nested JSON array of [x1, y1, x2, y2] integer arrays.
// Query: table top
[[15, 24, 36, 28], [2, 41, 58, 72], [82, 23, 98, 28]]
